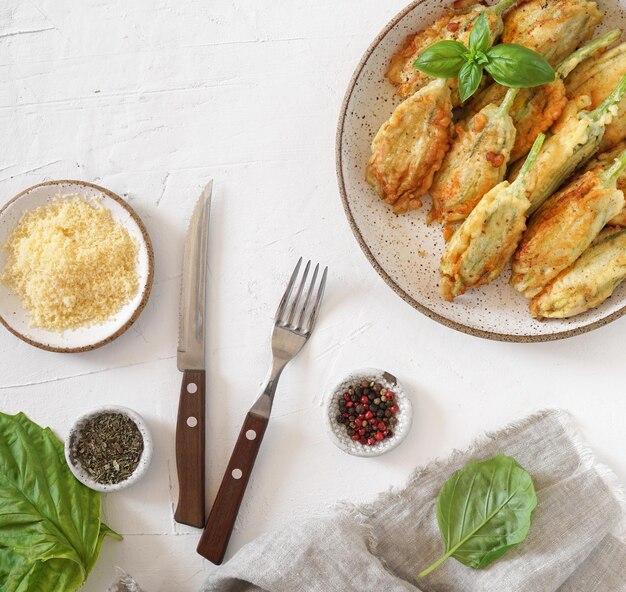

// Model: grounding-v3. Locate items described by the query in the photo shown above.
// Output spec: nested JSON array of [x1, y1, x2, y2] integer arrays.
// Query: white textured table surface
[[1, 2, 625, 590]]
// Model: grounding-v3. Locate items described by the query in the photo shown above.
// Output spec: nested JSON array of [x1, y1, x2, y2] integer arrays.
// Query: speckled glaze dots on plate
[[325, 368, 412, 457], [335, 0, 626, 342]]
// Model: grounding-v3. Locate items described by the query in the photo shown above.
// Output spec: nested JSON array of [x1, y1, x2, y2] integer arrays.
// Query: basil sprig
[[413, 12, 555, 102], [418, 454, 537, 577]]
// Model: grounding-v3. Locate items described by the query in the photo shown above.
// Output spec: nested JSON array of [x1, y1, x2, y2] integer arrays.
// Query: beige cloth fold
[[200, 410, 626, 592]]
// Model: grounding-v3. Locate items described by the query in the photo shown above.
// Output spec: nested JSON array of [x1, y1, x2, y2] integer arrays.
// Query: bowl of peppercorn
[[65, 405, 153, 492], [325, 368, 412, 457]]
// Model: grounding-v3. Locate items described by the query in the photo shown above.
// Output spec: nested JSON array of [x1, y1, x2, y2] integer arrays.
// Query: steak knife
[[175, 181, 212, 528]]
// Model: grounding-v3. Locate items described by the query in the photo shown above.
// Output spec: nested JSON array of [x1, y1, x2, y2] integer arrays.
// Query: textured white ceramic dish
[[65, 405, 153, 493], [336, 0, 626, 342], [325, 368, 413, 457], [0, 180, 154, 352]]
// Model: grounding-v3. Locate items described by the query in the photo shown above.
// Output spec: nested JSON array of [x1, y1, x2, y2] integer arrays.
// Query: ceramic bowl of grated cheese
[[0, 180, 153, 352]]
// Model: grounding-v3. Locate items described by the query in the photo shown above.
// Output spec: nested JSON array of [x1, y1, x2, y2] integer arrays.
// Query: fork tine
[[275, 258, 302, 322], [295, 263, 318, 330], [287, 260, 310, 326], [303, 266, 327, 333]]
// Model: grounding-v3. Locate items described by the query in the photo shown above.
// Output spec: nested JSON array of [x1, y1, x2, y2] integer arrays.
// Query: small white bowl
[[65, 405, 153, 492], [0, 180, 154, 353], [325, 368, 412, 457]]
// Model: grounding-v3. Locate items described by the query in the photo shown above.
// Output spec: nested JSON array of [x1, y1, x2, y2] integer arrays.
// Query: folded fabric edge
[[367, 408, 565, 498], [343, 409, 626, 553], [551, 409, 626, 542], [337, 409, 567, 561]]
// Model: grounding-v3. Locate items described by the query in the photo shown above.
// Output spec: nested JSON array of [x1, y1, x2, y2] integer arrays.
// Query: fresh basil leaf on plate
[[458, 61, 483, 102], [0, 412, 121, 592], [485, 44, 556, 87], [469, 12, 492, 54], [413, 40, 467, 78], [412, 9, 555, 103], [419, 454, 537, 577]]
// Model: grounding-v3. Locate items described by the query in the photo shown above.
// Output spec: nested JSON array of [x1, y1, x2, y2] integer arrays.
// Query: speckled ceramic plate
[[0, 180, 154, 352], [336, 0, 626, 341]]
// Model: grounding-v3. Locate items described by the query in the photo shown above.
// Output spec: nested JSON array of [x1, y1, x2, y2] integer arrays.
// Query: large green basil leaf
[[0, 412, 121, 590], [0, 549, 84, 592], [468, 12, 492, 54], [458, 61, 483, 103], [413, 41, 467, 79], [485, 44, 555, 87], [419, 454, 537, 577]]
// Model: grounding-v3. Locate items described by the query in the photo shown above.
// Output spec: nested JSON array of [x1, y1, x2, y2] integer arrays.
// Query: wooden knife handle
[[196, 412, 269, 564], [174, 369, 206, 528]]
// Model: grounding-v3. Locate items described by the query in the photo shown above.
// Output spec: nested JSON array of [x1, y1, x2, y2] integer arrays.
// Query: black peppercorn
[[336, 380, 400, 446]]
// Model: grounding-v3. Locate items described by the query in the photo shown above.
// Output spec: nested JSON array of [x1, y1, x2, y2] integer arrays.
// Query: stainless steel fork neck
[[249, 357, 288, 419]]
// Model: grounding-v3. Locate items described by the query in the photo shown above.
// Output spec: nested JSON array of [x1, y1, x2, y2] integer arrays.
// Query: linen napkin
[[200, 409, 626, 592]]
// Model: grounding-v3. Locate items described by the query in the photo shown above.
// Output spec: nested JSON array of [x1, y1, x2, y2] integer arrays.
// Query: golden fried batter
[[439, 134, 544, 301], [583, 142, 626, 225], [386, 0, 515, 102], [386, 11, 455, 95], [463, 82, 567, 164], [366, 79, 453, 214], [531, 226, 626, 318], [511, 149, 626, 298], [549, 94, 592, 133], [565, 42, 626, 151], [430, 88, 518, 239], [502, 0, 602, 66], [508, 73, 626, 217], [463, 31, 618, 164]]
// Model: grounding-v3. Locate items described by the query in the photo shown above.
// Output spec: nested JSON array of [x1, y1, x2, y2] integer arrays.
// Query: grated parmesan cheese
[[1, 194, 139, 331]]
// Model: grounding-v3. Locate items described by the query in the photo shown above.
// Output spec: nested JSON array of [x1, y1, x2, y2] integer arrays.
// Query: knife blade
[[174, 180, 212, 528]]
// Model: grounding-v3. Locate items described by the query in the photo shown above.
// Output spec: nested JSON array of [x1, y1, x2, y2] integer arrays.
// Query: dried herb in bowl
[[71, 412, 144, 485]]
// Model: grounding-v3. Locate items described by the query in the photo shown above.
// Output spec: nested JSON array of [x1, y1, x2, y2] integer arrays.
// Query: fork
[[196, 258, 328, 564]]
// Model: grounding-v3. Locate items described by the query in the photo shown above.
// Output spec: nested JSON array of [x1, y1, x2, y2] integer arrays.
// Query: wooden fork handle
[[196, 412, 269, 564], [174, 369, 206, 528]]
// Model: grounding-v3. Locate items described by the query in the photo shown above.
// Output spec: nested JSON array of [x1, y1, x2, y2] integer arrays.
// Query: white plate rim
[[0, 179, 154, 353], [335, 0, 626, 342]]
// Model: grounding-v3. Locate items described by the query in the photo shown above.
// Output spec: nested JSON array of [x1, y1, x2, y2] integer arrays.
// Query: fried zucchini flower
[[511, 147, 626, 298], [508, 73, 626, 216], [366, 79, 453, 214], [530, 226, 626, 318], [463, 30, 619, 163], [430, 87, 519, 239], [502, 0, 602, 66], [439, 134, 545, 301], [583, 142, 626, 226], [387, 0, 517, 102], [565, 41, 626, 151]]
